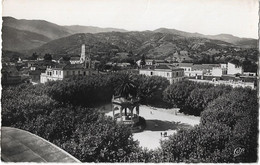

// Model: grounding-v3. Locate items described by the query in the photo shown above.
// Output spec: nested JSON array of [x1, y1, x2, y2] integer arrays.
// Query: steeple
[[80, 44, 86, 63]]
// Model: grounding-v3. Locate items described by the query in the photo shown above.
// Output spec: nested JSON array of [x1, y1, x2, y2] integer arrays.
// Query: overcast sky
[[2, 0, 259, 39]]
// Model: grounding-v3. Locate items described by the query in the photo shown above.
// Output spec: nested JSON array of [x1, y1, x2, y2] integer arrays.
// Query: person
[[161, 132, 162, 137]]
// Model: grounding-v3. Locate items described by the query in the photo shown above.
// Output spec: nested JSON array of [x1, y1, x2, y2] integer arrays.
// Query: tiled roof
[[49, 64, 87, 70], [192, 64, 214, 70], [70, 56, 81, 61], [141, 64, 184, 71], [173, 63, 194, 67]]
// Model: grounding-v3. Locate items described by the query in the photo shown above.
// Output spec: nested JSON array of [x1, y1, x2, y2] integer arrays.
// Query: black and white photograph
[[1, 0, 259, 163]]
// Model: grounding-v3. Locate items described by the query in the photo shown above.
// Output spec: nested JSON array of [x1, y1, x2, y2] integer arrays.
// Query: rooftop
[[1, 127, 80, 162], [141, 65, 184, 71], [50, 64, 88, 70]]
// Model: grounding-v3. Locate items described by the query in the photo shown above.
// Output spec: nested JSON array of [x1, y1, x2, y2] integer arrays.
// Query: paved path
[[106, 105, 200, 150], [1, 127, 81, 162]]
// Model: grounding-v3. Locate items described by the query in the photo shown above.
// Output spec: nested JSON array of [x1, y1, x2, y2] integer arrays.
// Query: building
[[227, 62, 243, 75], [40, 44, 93, 83], [139, 65, 184, 84], [212, 67, 223, 77], [173, 63, 193, 77], [69, 44, 90, 64], [40, 64, 91, 83], [70, 56, 81, 64]]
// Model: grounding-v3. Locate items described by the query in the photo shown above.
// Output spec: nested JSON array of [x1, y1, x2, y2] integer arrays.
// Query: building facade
[[40, 64, 91, 83], [227, 62, 243, 75], [139, 65, 184, 84]]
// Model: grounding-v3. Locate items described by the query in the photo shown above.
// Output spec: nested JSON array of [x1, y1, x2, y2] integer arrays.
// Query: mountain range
[[2, 16, 258, 63]]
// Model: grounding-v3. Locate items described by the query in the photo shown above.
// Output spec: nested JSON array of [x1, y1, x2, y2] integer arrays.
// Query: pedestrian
[[161, 132, 162, 137]]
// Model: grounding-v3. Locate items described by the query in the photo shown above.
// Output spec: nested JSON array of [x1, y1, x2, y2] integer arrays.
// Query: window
[[151, 72, 153, 75], [83, 71, 86, 76], [176, 72, 179, 77], [56, 71, 58, 75], [167, 73, 169, 77], [78, 71, 80, 75], [73, 71, 75, 75]]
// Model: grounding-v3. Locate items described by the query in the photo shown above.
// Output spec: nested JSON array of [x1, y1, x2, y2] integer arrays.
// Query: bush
[[160, 123, 233, 162], [200, 88, 258, 162]]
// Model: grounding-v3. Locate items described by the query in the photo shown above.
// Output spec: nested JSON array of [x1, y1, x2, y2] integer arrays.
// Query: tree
[[63, 56, 71, 61], [44, 53, 52, 61], [140, 54, 146, 68], [114, 73, 137, 99], [31, 52, 38, 60]]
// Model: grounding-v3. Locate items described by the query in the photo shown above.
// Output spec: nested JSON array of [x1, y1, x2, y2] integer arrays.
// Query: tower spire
[[80, 44, 86, 64]]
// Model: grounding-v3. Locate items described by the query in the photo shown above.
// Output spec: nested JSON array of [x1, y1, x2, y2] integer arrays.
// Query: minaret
[[80, 44, 86, 63]]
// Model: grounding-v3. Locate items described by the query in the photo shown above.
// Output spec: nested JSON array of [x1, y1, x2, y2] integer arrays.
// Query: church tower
[[80, 44, 86, 63]]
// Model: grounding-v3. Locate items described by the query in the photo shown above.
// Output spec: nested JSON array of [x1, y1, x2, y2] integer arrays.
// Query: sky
[[2, 0, 259, 39]]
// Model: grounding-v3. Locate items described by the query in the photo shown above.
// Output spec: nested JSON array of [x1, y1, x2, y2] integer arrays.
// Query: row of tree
[[45, 73, 170, 108], [163, 81, 232, 116]]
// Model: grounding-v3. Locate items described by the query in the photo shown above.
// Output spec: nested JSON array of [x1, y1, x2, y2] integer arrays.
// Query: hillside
[[2, 17, 257, 64], [2, 17, 128, 51], [154, 28, 257, 48], [64, 25, 127, 34], [2, 26, 51, 51], [27, 31, 246, 63], [3, 17, 71, 40]]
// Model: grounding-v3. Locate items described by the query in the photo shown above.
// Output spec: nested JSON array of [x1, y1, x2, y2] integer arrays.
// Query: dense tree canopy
[[1, 73, 257, 163]]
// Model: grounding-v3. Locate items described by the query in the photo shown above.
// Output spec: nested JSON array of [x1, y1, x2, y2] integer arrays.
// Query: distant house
[[40, 64, 92, 83], [139, 65, 184, 84], [145, 59, 155, 66], [117, 62, 131, 68]]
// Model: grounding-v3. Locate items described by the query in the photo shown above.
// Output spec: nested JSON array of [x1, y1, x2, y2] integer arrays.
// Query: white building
[[173, 63, 193, 77], [40, 44, 93, 83], [212, 67, 223, 77], [139, 65, 184, 84], [227, 62, 243, 75], [40, 64, 91, 83]]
